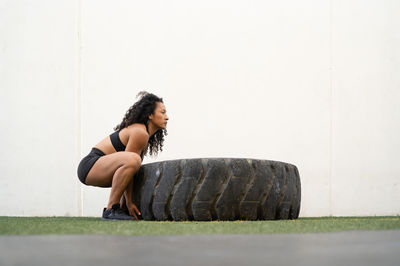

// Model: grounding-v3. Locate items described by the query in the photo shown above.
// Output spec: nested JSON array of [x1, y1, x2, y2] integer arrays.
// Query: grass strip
[[0, 216, 399, 236]]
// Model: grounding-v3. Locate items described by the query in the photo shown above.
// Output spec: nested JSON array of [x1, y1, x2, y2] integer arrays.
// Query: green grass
[[0, 216, 399, 236]]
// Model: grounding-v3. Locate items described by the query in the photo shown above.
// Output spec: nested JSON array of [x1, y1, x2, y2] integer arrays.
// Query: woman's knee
[[122, 152, 142, 171]]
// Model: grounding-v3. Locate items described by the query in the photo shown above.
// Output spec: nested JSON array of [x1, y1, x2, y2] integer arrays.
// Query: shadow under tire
[[132, 158, 301, 221]]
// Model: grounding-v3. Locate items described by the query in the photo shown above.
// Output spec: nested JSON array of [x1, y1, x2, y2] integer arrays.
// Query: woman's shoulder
[[122, 123, 149, 139]]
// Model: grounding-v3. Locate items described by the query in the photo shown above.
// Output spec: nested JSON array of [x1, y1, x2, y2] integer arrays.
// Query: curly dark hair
[[114, 91, 167, 157]]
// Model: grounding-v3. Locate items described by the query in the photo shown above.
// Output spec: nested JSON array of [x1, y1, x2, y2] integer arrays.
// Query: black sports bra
[[110, 130, 126, 152], [110, 130, 145, 160]]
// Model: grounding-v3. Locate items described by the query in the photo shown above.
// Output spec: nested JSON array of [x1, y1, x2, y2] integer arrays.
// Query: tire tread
[[134, 158, 301, 221]]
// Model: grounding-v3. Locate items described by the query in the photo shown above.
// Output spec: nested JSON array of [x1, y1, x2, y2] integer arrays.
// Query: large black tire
[[132, 158, 301, 221]]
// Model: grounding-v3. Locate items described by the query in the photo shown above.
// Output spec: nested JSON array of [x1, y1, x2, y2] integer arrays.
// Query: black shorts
[[77, 147, 105, 184]]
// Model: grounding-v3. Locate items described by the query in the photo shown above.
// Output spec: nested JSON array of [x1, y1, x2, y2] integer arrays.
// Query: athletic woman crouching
[[77, 91, 168, 220]]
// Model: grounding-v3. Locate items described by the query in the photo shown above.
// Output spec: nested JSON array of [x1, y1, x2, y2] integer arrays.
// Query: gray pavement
[[1, 230, 399, 266]]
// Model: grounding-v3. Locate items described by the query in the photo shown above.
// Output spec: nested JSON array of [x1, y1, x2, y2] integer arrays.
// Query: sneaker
[[102, 203, 134, 221]]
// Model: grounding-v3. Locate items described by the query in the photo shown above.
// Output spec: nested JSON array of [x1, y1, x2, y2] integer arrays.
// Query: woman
[[77, 91, 168, 220]]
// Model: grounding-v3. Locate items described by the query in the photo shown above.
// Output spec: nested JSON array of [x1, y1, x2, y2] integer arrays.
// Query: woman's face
[[149, 102, 169, 130]]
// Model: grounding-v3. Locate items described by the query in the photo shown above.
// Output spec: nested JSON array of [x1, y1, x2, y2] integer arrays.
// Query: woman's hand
[[126, 202, 141, 220]]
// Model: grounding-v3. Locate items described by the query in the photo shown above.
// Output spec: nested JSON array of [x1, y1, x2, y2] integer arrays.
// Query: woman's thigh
[[85, 152, 141, 187]]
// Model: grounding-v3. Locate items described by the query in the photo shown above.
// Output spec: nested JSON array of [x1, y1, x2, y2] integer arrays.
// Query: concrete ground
[[1, 230, 399, 266]]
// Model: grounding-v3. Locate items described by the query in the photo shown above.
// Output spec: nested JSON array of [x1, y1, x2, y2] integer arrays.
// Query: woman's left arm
[[123, 175, 140, 218], [123, 127, 149, 219]]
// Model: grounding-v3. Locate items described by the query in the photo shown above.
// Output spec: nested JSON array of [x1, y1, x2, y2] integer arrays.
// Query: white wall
[[1, 0, 399, 217], [0, 0, 81, 215], [331, 0, 400, 216]]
